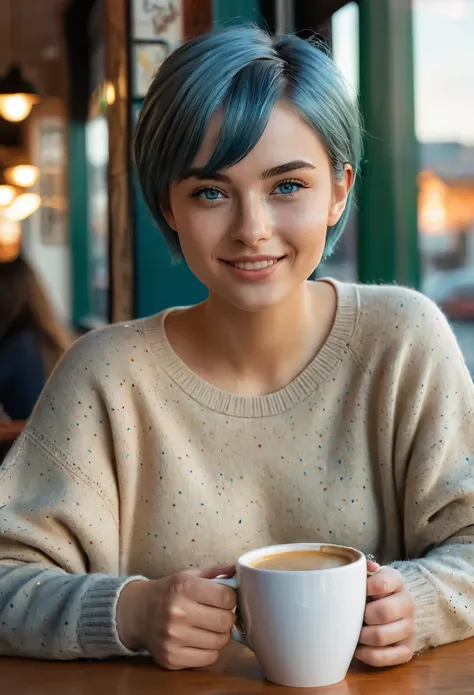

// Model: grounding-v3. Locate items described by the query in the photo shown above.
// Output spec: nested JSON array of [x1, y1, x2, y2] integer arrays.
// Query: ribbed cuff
[[391, 562, 439, 654], [78, 575, 148, 659]]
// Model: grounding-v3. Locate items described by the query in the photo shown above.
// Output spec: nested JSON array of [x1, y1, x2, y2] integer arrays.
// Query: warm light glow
[[0, 185, 16, 207], [0, 215, 21, 244], [5, 193, 41, 221], [106, 82, 116, 105], [0, 93, 38, 122], [421, 196, 447, 234], [418, 171, 448, 235], [0, 212, 21, 262], [418, 169, 474, 235], [5, 164, 39, 188]]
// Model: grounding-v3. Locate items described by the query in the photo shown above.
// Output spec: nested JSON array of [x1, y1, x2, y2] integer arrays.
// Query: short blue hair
[[134, 25, 362, 260]]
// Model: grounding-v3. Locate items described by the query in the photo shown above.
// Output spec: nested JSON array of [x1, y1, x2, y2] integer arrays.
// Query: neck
[[205, 283, 313, 369], [179, 281, 337, 395]]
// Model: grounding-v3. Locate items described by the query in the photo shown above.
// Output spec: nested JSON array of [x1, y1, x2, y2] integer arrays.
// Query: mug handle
[[212, 576, 251, 649]]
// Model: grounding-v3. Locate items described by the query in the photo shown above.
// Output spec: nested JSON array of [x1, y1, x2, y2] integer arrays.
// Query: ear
[[327, 164, 355, 227]]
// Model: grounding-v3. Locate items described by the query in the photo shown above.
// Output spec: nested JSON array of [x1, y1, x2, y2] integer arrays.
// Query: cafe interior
[[0, 0, 473, 692]]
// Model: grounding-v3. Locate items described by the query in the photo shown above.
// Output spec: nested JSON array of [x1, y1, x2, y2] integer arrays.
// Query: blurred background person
[[0, 255, 74, 422]]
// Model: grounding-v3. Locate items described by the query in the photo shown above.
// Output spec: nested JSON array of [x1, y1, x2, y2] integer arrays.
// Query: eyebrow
[[180, 160, 316, 183]]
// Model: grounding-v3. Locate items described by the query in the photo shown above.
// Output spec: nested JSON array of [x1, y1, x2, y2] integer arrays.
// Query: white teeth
[[230, 259, 278, 270]]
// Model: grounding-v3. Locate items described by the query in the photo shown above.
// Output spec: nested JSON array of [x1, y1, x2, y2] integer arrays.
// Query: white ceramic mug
[[214, 542, 367, 688]]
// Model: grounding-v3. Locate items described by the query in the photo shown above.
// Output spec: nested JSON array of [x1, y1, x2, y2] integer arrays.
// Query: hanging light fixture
[[0, 186, 15, 207], [4, 163, 39, 188], [3, 149, 40, 190], [5, 192, 41, 221], [0, 64, 40, 122], [0, 169, 16, 208], [0, 0, 40, 123], [0, 186, 16, 207]]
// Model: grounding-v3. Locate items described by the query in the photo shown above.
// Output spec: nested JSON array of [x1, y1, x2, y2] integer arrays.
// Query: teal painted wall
[[212, 0, 262, 26], [358, 0, 419, 288]]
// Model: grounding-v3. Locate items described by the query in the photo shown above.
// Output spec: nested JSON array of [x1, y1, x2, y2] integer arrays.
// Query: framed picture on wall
[[38, 117, 68, 245], [132, 40, 171, 98], [132, 0, 183, 42], [131, 0, 183, 98]]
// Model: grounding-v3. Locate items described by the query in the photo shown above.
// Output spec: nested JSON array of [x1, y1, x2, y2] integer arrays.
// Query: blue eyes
[[275, 182, 300, 195], [192, 180, 305, 201], [199, 188, 222, 201]]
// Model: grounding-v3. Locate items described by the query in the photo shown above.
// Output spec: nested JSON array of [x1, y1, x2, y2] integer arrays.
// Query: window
[[414, 0, 474, 374], [317, 1, 359, 282]]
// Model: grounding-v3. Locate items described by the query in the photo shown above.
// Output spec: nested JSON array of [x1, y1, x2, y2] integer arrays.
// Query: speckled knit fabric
[[1, 281, 473, 660]]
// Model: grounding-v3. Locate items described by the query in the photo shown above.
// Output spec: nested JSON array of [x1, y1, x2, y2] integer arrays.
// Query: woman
[[0, 27, 473, 670], [0, 256, 73, 420]]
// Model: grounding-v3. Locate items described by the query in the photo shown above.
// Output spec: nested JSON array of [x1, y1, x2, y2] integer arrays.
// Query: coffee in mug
[[214, 542, 366, 688], [251, 548, 352, 571]]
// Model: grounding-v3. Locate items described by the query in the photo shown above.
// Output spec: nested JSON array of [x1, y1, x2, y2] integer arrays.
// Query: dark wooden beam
[[64, 0, 95, 121], [105, 0, 133, 323], [294, 0, 349, 31], [183, 0, 213, 39]]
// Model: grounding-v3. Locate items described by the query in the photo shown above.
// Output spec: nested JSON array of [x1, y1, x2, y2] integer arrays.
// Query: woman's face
[[164, 102, 353, 312]]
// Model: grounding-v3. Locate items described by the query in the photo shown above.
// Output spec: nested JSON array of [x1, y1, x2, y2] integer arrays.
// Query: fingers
[[366, 567, 404, 598], [359, 618, 414, 647], [146, 570, 238, 672], [355, 638, 415, 668], [167, 623, 231, 651], [158, 646, 221, 671], [198, 565, 236, 580], [358, 566, 415, 669], [366, 559, 381, 574], [175, 573, 237, 611], [364, 590, 415, 626], [184, 597, 236, 634]]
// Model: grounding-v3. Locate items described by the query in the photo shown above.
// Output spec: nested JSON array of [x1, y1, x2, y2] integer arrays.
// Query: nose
[[231, 194, 272, 247]]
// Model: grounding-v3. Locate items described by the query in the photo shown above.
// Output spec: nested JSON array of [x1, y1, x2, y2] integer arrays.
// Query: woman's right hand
[[116, 566, 237, 670]]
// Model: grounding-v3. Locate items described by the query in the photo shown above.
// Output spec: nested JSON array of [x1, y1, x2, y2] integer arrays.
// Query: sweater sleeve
[[388, 298, 474, 654], [0, 335, 146, 660]]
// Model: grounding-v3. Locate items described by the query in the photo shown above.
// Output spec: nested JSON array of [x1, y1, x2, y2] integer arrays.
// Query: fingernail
[[367, 563, 381, 576]]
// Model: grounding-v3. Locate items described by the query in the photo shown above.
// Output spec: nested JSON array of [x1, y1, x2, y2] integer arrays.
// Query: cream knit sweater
[[0, 281, 473, 659]]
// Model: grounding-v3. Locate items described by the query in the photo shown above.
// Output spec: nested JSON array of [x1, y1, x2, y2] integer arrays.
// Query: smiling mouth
[[224, 257, 284, 271]]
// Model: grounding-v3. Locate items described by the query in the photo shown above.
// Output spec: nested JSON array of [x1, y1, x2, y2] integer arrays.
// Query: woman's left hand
[[355, 560, 416, 668]]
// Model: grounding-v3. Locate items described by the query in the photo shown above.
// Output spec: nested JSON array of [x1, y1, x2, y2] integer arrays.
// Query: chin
[[212, 283, 296, 313]]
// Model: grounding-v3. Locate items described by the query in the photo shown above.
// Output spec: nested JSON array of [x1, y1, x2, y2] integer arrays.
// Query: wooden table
[[1, 638, 474, 694], [0, 421, 25, 442], [0, 420, 25, 462]]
